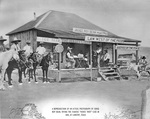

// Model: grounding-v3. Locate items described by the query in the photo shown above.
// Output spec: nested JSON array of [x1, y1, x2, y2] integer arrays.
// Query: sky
[[0, 0, 150, 46]]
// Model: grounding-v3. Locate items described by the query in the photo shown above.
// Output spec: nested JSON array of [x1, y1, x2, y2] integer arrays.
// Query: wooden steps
[[98, 66, 121, 81]]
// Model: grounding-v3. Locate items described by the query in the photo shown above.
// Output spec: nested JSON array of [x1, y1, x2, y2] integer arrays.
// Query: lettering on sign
[[85, 36, 124, 43], [73, 28, 108, 36], [62, 39, 91, 44], [117, 45, 139, 50], [37, 37, 62, 44]]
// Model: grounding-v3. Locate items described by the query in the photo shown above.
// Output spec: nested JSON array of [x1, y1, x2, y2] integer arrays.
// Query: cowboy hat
[[11, 37, 21, 43], [39, 41, 44, 44], [67, 47, 72, 50], [26, 41, 31, 44], [142, 56, 146, 59], [0, 36, 6, 41]]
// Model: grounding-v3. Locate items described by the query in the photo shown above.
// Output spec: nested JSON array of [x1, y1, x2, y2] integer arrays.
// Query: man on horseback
[[36, 42, 46, 65], [23, 41, 33, 58], [10, 37, 21, 52]]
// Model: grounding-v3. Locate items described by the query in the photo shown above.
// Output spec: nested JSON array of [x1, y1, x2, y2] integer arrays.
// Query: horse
[[40, 52, 53, 83], [0, 49, 20, 90], [127, 62, 141, 78], [5, 50, 27, 86], [27, 51, 53, 83], [27, 52, 40, 83]]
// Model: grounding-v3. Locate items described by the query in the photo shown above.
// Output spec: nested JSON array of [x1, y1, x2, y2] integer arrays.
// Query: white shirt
[[36, 46, 46, 55], [104, 53, 110, 61], [96, 48, 102, 54], [11, 43, 20, 52], [67, 52, 74, 59], [23, 45, 33, 57]]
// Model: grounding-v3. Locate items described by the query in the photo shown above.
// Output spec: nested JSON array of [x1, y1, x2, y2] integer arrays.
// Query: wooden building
[[7, 10, 141, 69]]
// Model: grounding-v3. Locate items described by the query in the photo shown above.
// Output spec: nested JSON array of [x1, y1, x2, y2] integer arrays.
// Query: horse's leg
[[46, 68, 48, 83], [28, 70, 31, 83], [31, 69, 33, 79], [42, 69, 45, 83], [6, 68, 13, 86], [23, 68, 26, 78], [0, 68, 6, 90], [18, 69, 23, 85], [33, 68, 37, 83], [4, 71, 7, 82]]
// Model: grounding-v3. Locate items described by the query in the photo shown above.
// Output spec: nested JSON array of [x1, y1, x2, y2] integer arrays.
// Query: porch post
[[90, 42, 92, 81], [115, 44, 117, 64], [136, 42, 139, 65]]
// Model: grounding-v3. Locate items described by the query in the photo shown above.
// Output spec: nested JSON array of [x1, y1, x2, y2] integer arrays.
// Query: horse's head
[[44, 51, 53, 63], [18, 50, 26, 62], [28, 52, 38, 63]]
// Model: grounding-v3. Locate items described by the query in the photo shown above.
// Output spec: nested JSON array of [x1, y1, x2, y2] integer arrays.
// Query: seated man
[[66, 47, 76, 68], [103, 50, 110, 67]]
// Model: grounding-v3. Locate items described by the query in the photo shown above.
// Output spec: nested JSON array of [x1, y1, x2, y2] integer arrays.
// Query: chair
[[66, 58, 73, 69]]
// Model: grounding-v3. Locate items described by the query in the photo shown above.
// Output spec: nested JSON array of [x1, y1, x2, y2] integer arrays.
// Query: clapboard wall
[[8, 30, 37, 51]]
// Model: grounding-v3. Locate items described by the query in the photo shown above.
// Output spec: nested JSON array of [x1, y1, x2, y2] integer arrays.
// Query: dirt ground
[[0, 70, 150, 119]]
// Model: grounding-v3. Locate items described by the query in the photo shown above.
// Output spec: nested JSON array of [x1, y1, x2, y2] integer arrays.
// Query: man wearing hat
[[36, 42, 46, 55], [0, 36, 6, 52], [139, 56, 147, 71], [23, 41, 33, 58], [96, 44, 102, 68], [103, 49, 110, 66], [66, 46, 76, 68], [36, 42, 46, 64], [10, 37, 21, 52]]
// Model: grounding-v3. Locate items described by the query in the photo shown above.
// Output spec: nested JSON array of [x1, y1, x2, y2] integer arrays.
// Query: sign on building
[[85, 36, 124, 43], [116, 45, 139, 50], [73, 28, 108, 36], [37, 37, 62, 44]]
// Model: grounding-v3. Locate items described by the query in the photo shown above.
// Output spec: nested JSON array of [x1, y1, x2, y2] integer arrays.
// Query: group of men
[[66, 44, 110, 69], [0, 36, 47, 60], [1, 36, 110, 68], [10, 37, 46, 58]]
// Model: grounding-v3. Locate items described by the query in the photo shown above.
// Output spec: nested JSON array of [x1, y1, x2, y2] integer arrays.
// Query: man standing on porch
[[103, 49, 110, 66], [96, 44, 102, 68]]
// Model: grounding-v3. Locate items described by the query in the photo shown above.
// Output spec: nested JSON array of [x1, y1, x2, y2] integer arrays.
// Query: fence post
[[141, 86, 150, 119]]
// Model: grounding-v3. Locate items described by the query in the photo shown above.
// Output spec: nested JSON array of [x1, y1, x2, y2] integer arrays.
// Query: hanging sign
[[85, 36, 124, 43], [55, 44, 64, 53], [73, 28, 108, 36], [116, 45, 139, 50], [37, 37, 62, 44]]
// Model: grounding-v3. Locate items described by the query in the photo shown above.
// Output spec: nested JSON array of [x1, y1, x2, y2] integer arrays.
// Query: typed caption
[[52, 107, 99, 116]]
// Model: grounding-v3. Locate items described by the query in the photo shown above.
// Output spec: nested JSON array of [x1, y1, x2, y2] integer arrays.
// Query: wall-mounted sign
[[116, 45, 139, 50], [62, 39, 91, 44], [85, 36, 124, 43], [37, 37, 62, 44], [73, 28, 108, 36]]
